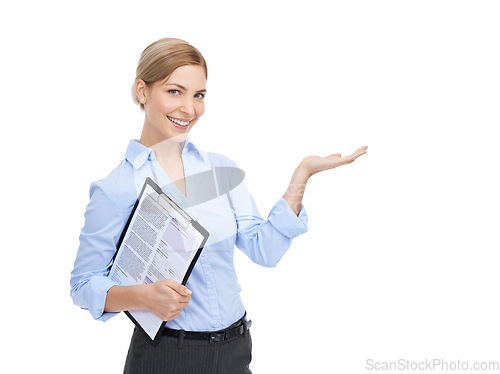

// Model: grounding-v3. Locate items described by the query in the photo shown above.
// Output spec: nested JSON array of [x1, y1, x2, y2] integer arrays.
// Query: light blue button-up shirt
[[70, 139, 308, 331]]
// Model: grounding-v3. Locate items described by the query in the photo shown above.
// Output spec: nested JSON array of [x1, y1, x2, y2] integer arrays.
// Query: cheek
[[153, 96, 177, 114], [195, 102, 205, 117], [159, 103, 177, 115]]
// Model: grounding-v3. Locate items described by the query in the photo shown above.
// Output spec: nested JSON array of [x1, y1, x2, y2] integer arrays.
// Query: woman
[[70, 38, 368, 373]]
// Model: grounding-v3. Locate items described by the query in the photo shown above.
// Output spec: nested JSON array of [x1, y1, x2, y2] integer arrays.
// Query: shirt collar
[[125, 138, 204, 169], [181, 138, 204, 159]]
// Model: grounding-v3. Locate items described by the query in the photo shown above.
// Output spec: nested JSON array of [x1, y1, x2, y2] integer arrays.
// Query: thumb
[[165, 279, 192, 295], [327, 153, 341, 158]]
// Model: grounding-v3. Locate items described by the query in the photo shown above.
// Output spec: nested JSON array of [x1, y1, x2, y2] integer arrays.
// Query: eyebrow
[[165, 83, 206, 93]]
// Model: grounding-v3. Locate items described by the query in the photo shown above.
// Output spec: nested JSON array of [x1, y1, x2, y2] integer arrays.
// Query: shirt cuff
[[86, 276, 120, 322], [268, 196, 309, 238]]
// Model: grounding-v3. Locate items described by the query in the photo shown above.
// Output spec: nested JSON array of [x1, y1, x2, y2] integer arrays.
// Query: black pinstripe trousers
[[123, 325, 252, 374]]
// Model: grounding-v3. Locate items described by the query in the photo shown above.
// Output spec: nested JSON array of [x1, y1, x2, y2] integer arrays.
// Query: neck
[[139, 122, 188, 162]]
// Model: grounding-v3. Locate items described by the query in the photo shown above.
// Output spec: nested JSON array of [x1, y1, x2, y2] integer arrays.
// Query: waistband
[[163, 314, 252, 343]]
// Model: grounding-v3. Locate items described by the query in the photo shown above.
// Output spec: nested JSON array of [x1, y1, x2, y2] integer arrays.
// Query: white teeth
[[168, 116, 190, 126]]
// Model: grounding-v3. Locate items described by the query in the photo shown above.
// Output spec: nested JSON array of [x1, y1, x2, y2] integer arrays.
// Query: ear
[[135, 79, 147, 103]]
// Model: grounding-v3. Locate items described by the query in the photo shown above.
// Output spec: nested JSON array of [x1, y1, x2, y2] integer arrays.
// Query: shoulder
[[202, 151, 239, 168], [187, 137, 239, 168], [88, 158, 138, 213]]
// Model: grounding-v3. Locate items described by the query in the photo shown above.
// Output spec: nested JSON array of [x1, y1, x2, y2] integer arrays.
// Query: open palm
[[301, 145, 368, 177]]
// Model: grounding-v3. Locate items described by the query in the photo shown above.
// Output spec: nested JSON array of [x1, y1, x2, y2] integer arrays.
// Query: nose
[[180, 98, 195, 116]]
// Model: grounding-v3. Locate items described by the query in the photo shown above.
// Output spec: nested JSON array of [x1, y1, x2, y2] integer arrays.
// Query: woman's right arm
[[70, 181, 191, 322], [70, 181, 129, 321]]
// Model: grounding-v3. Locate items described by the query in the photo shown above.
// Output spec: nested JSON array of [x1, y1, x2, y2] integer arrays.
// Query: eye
[[195, 93, 205, 99], [168, 89, 180, 95]]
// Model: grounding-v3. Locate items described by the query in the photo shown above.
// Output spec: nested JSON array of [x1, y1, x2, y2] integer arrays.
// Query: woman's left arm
[[283, 146, 368, 215]]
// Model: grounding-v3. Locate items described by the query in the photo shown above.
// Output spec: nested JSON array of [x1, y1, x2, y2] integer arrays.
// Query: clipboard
[[109, 177, 210, 344]]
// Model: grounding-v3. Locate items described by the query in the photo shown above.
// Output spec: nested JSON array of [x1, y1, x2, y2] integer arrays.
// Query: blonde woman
[[70, 38, 368, 373]]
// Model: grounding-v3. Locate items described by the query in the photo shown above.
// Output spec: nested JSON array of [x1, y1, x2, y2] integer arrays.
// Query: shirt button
[[215, 322, 221, 328], [209, 289, 215, 295], [202, 257, 207, 263]]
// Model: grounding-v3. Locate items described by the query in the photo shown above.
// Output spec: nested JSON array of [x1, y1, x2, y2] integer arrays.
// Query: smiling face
[[137, 64, 207, 147]]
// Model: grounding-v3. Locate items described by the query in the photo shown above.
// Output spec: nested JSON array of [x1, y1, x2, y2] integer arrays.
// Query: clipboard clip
[[157, 193, 192, 230]]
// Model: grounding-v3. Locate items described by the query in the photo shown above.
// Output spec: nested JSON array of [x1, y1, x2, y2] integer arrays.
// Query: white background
[[1, 1, 499, 373]]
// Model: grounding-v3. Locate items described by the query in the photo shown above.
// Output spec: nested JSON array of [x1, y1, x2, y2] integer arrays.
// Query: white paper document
[[108, 179, 208, 341]]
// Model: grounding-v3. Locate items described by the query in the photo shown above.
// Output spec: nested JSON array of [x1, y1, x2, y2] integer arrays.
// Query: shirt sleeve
[[229, 161, 309, 267], [70, 181, 130, 321]]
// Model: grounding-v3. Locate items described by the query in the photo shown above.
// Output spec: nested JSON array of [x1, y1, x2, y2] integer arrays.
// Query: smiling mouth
[[167, 116, 192, 127]]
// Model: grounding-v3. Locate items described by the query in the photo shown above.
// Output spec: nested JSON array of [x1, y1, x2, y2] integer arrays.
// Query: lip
[[167, 115, 193, 129]]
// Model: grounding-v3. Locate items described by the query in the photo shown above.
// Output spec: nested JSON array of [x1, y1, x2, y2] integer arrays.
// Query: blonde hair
[[131, 38, 208, 110]]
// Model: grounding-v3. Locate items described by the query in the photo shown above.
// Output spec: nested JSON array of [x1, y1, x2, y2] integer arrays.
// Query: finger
[[354, 147, 367, 154], [166, 314, 180, 321], [177, 294, 191, 303], [339, 155, 357, 165], [349, 147, 368, 159]]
